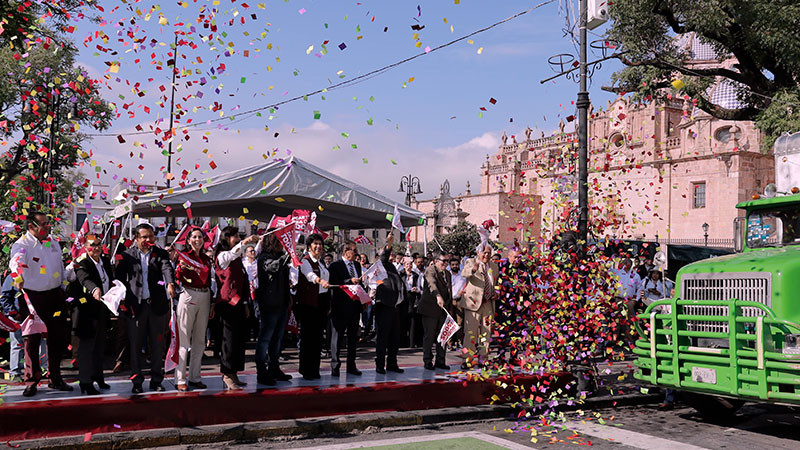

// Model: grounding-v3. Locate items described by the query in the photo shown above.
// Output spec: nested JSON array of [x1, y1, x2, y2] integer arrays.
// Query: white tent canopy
[[112, 156, 425, 230]]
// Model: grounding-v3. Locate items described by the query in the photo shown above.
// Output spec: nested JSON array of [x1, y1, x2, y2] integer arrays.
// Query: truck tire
[[683, 392, 745, 421]]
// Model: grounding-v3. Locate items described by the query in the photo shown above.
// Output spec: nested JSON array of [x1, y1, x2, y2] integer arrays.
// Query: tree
[[605, 0, 800, 149], [434, 221, 481, 258]]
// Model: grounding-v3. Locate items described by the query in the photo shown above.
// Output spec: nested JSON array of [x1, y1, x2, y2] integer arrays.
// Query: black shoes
[[257, 375, 277, 386], [272, 370, 292, 382], [387, 366, 405, 374], [48, 381, 74, 392], [80, 383, 100, 395], [461, 363, 471, 371], [331, 368, 340, 377], [22, 385, 37, 397], [150, 383, 166, 392], [375, 367, 387, 374], [93, 378, 111, 390], [131, 384, 144, 394], [188, 380, 207, 389], [424, 363, 435, 370], [434, 363, 451, 370], [346, 367, 363, 376]]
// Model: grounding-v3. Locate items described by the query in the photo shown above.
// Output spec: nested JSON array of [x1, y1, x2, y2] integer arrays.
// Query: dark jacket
[[0, 275, 22, 323], [329, 258, 362, 319], [418, 264, 451, 318], [116, 245, 175, 317], [403, 270, 421, 314], [255, 251, 291, 309], [74, 255, 114, 338], [374, 247, 406, 308]]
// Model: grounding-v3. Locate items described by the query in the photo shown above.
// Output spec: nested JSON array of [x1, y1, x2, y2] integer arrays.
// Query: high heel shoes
[[222, 375, 242, 390], [80, 382, 101, 395]]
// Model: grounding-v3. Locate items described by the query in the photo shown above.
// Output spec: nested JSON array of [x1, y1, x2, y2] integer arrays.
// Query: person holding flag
[[173, 227, 214, 392], [327, 240, 364, 377], [373, 233, 406, 375], [295, 233, 330, 381], [74, 236, 115, 395], [419, 252, 453, 371]]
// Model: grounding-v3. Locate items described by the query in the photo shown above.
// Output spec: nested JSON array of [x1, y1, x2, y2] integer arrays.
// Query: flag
[[340, 284, 372, 305], [0, 310, 20, 332], [70, 217, 90, 260], [274, 223, 302, 267], [156, 223, 171, 238], [204, 225, 219, 250], [354, 234, 372, 245], [101, 280, 126, 316], [437, 310, 460, 346], [164, 307, 180, 373], [391, 204, 405, 233], [362, 261, 388, 289], [171, 223, 191, 246], [175, 250, 211, 285], [292, 209, 313, 234], [285, 309, 299, 335], [269, 215, 292, 229], [313, 227, 329, 240], [0, 219, 18, 233]]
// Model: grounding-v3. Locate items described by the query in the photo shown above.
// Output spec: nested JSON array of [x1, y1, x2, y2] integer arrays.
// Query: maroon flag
[[175, 249, 210, 285], [354, 235, 372, 245], [171, 224, 192, 246], [340, 284, 372, 305], [269, 215, 292, 229], [164, 307, 180, 373], [291, 209, 312, 233], [313, 227, 329, 240], [274, 223, 301, 267], [204, 225, 219, 250], [70, 217, 90, 260], [0, 310, 20, 333]]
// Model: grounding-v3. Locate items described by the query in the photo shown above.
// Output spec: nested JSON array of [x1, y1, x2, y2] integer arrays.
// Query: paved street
[[162, 401, 800, 450]]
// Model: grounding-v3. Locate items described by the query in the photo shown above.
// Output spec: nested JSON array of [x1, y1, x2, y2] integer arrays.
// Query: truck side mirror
[[734, 216, 746, 252]]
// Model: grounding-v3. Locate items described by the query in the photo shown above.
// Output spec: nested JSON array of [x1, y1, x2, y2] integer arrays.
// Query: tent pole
[[423, 219, 428, 256]]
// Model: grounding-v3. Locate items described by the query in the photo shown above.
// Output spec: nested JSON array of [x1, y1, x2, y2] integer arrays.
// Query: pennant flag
[[354, 234, 372, 245], [0, 219, 18, 233], [285, 309, 299, 335], [164, 306, 180, 373], [70, 217, 91, 260], [391, 204, 405, 233], [171, 223, 191, 246], [0, 310, 20, 333], [274, 223, 302, 267], [340, 284, 372, 304], [204, 225, 219, 250], [362, 261, 388, 289], [156, 223, 172, 238], [437, 310, 460, 346], [291, 209, 313, 234], [101, 280, 126, 316], [313, 227, 329, 240]]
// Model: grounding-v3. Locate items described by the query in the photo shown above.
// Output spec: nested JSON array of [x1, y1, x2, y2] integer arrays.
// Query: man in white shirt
[[9, 212, 72, 397], [611, 258, 642, 317]]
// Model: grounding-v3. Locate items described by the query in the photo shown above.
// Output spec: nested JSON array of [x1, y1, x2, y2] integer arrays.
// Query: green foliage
[[606, 0, 800, 142], [434, 221, 481, 258]]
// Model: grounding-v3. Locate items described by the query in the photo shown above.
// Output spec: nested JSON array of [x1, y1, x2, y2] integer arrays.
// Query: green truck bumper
[[634, 298, 800, 404]]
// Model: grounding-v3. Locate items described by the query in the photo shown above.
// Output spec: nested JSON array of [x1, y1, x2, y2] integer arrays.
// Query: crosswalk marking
[[565, 421, 710, 450], [292, 431, 534, 449]]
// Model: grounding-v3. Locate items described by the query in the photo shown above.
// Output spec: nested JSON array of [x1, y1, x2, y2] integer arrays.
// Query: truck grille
[[681, 273, 771, 334]]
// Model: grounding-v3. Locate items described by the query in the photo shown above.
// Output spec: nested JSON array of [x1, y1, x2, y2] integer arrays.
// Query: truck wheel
[[683, 393, 745, 421]]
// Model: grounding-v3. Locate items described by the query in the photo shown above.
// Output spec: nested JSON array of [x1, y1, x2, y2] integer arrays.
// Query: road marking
[[292, 431, 534, 449], [566, 421, 710, 450]]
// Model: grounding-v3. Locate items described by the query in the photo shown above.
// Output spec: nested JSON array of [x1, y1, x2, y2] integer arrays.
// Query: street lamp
[[398, 174, 422, 207], [39, 88, 79, 205], [702, 222, 710, 247]]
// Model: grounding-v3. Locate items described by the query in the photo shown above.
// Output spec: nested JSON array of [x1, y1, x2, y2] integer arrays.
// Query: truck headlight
[[784, 334, 800, 354]]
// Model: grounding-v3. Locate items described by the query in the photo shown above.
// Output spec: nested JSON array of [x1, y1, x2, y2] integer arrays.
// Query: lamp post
[[40, 88, 79, 206], [398, 174, 422, 207], [702, 222, 710, 247]]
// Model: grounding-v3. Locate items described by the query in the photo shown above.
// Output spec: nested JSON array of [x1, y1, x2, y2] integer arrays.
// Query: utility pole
[[576, 0, 590, 245], [166, 33, 179, 189]]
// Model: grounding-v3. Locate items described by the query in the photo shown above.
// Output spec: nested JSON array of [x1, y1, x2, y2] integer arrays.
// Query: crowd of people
[[1, 212, 503, 397]]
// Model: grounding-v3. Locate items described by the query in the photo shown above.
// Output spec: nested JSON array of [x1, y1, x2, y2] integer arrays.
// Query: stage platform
[[0, 364, 570, 442]]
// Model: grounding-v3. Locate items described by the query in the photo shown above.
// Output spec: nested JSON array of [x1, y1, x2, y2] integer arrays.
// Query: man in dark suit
[[328, 240, 363, 376], [116, 223, 176, 393], [419, 253, 452, 370]]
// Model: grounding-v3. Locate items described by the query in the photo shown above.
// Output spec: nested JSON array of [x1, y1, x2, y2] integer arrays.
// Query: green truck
[[633, 131, 800, 418]]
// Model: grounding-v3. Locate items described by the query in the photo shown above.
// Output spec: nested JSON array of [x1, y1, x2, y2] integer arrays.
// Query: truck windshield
[[747, 206, 800, 248]]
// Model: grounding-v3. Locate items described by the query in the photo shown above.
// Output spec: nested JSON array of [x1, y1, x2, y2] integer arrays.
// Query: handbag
[[20, 291, 47, 336]]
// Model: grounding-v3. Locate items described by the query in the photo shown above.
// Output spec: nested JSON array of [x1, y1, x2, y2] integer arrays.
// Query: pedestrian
[[641, 270, 668, 306], [402, 257, 421, 349], [253, 232, 293, 385], [460, 243, 498, 369], [328, 240, 363, 377], [418, 252, 452, 371], [116, 223, 176, 393], [358, 253, 374, 338], [448, 256, 466, 350], [612, 258, 642, 319], [373, 234, 405, 374], [295, 233, 330, 380], [0, 273, 47, 382], [174, 227, 213, 392], [9, 212, 72, 397], [214, 227, 258, 390], [74, 237, 115, 395]]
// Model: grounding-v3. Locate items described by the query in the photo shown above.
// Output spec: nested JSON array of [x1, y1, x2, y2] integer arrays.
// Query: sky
[[72, 0, 622, 209]]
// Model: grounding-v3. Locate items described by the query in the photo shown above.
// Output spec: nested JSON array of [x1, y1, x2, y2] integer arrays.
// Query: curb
[[13, 392, 660, 449]]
